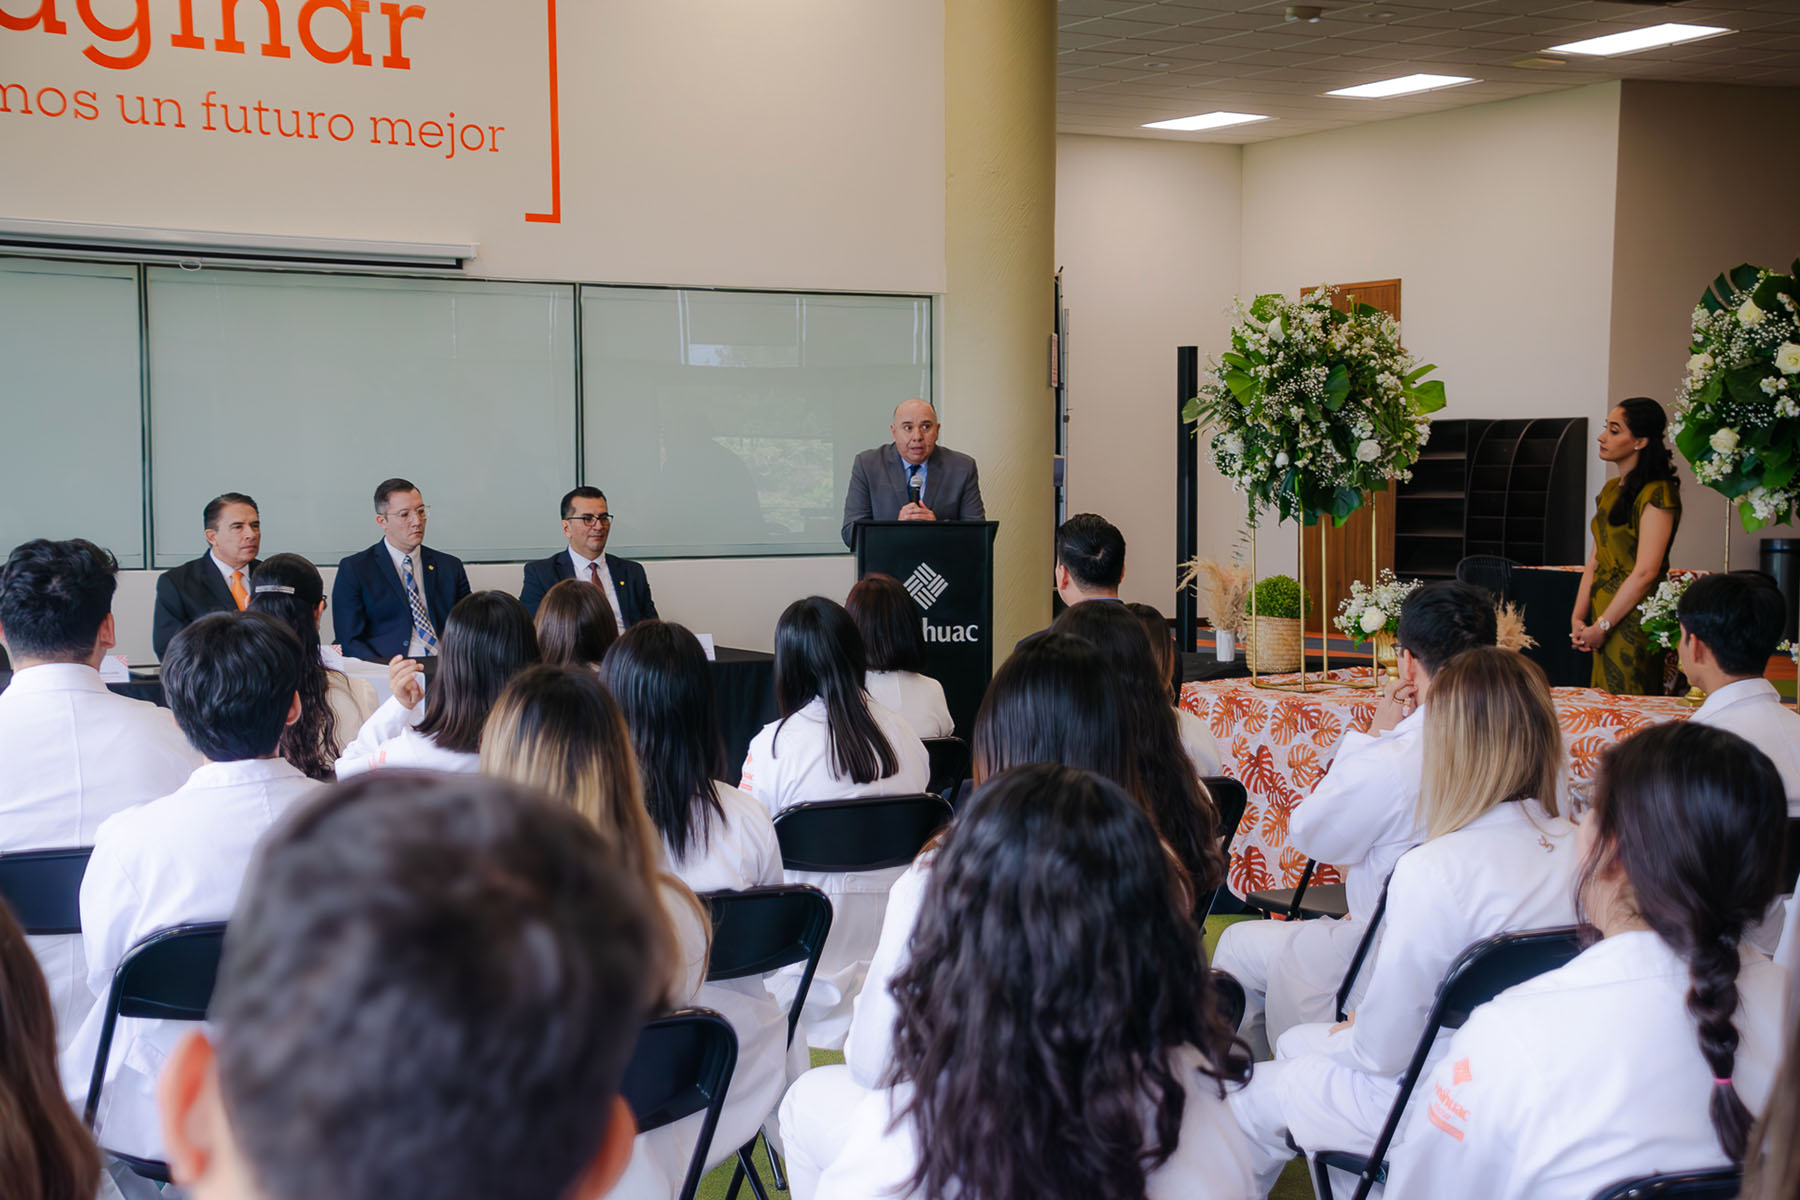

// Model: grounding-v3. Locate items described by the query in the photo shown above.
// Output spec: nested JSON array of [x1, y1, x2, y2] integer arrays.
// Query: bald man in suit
[[841, 398, 985, 548]]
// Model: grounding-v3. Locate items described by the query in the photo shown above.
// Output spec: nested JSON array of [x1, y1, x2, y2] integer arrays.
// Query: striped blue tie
[[402, 555, 439, 654]]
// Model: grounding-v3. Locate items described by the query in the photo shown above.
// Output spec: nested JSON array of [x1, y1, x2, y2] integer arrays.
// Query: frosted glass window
[[581, 288, 932, 557], [148, 270, 577, 568], [0, 259, 146, 567]]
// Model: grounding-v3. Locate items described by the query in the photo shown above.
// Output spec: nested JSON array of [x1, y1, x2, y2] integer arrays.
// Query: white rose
[[1777, 343, 1800, 375], [1739, 298, 1765, 325], [1355, 439, 1381, 463], [1274, 451, 1289, 468], [1360, 607, 1387, 634], [1268, 315, 1286, 344], [1710, 427, 1740, 454], [1687, 352, 1714, 376], [1220, 433, 1244, 457]]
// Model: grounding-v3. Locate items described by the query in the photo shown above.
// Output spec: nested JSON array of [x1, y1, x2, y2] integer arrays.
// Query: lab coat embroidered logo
[[906, 563, 949, 610]]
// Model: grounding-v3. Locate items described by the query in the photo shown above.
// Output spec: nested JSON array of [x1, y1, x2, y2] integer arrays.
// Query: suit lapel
[[886, 445, 910, 510], [197, 555, 237, 611], [605, 555, 633, 625], [370, 542, 408, 613], [554, 552, 576, 584]]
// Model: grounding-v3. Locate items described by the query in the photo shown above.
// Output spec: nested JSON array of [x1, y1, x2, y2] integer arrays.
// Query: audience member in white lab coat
[[157, 773, 657, 1200], [1052, 601, 1225, 917], [1229, 647, 1580, 1194], [0, 538, 203, 1052], [739, 596, 929, 1048], [845, 574, 953, 738], [1678, 571, 1800, 812], [1127, 600, 1225, 777], [1388, 720, 1792, 1199], [336, 590, 541, 777], [478, 666, 721, 1200], [800, 764, 1256, 1200], [534, 576, 619, 671], [247, 552, 377, 776], [783, 634, 1150, 1181], [1213, 581, 1498, 1056], [62, 611, 323, 1162]]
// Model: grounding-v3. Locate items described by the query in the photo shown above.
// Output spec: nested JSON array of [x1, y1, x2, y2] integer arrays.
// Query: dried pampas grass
[[1182, 558, 1253, 636], [1496, 601, 1537, 652]]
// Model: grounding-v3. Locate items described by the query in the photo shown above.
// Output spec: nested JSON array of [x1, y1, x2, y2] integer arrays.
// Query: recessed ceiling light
[[1327, 73, 1477, 99], [1548, 23, 1731, 56], [1141, 111, 1273, 131]]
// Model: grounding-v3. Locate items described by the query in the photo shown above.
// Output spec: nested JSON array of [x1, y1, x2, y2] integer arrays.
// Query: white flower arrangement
[[1183, 289, 1446, 525], [1636, 575, 1690, 652], [1334, 569, 1421, 643], [1674, 261, 1800, 530]]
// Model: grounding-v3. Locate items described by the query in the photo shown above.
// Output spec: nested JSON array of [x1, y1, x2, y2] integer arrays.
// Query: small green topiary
[[1244, 574, 1311, 620]]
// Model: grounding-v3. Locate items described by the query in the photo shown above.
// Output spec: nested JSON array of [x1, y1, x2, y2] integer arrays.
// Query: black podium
[[853, 520, 999, 737]]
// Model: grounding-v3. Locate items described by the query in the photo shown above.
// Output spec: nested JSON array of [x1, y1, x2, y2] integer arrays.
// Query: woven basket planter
[[1244, 616, 1302, 674]]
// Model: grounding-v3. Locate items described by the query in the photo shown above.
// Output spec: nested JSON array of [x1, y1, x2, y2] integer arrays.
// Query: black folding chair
[[703, 886, 833, 1200], [922, 737, 971, 806], [1590, 1168, 1742, 1199], [1333, 878, 1390, 1024], [1307, 926, 1584, 1200], [1454, 554, 1517, 602], [83, 922, 228, 1182], [772, 794, 953, 874], [1211, 969, 1247, 1030], [620, 1008, 739, 1200], [0, 846, 93, 934], [1243, 858, 1348, 921], [1202, 776, 1249, 918]]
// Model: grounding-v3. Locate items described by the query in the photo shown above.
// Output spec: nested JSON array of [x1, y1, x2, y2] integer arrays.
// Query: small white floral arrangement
[[1333, 569, 1421, 643], [1183, 289, 1446, 525], [1673, 261, 1800, 530], [1636, 575, 1691, 652]]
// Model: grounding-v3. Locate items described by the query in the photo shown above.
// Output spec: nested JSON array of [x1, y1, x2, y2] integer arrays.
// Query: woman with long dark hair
[[336, 591, 540, 776], [1052, 599, 1224, 907], [1127, 600, 1223, 776], [1387, 721, 1789, 1197], [248, 553, 377, 778], [601, 620, 781, 894], [845, 574, 952, 738], [805, 765, 1255, 1199], [1572, 396, 1682, 693], [534, 577, 618, 670], [739, 596, 928, 1047]]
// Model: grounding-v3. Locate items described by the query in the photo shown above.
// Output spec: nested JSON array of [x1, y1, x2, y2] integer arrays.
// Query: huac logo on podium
[[906, 563, 978, 642]]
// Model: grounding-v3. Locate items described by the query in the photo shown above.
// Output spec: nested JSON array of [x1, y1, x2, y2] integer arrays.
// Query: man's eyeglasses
[[568, 514, 614, 527], [382, 506, 430, 521]]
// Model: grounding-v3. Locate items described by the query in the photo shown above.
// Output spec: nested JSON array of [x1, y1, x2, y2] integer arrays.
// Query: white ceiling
[[1058, 0, 1800, 142]]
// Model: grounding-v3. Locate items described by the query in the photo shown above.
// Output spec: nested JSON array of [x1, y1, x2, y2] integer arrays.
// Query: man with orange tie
[[519, 487, 657, 628], [151, 493, 263, 659]]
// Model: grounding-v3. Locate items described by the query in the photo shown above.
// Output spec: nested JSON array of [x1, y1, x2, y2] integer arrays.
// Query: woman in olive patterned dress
[[1571, 397, 1681, 694]]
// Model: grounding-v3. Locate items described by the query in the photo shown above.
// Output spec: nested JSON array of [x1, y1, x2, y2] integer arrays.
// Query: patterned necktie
[[402, 555, 439, 654], [229, 570, 247, 610]]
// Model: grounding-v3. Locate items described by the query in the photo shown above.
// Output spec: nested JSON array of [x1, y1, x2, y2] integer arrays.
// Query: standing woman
[[1572, 397, 1682, 694], [248, 553, 378, 776]]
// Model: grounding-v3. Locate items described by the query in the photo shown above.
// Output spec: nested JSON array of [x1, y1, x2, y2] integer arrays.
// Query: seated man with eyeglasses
[[520, 486, 658, 629], [330, 478, 471, 662]]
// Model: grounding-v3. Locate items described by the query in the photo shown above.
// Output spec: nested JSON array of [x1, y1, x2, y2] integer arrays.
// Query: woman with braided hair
[[1385, 720, 1790, 1198]]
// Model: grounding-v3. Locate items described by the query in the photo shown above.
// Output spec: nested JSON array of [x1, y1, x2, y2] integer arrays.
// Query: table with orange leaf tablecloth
[[1180, 670, 1694, 898]]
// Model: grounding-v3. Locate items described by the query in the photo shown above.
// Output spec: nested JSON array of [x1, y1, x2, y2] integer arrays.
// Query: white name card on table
[[696, 634, 717, 662], [99, 655, 131, 683]]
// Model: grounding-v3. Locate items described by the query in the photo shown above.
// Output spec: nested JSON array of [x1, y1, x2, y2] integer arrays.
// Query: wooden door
[[1301, 280, 1400, 628]]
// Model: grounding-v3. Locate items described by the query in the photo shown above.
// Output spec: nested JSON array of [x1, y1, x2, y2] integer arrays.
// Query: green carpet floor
[[695, 914, 1309, 1199]]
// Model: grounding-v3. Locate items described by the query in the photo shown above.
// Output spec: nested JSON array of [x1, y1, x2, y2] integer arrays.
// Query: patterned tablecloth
[[1180, 669, 1695, 897]]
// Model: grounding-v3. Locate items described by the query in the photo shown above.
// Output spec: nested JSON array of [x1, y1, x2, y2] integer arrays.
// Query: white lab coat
[[1178, 705, 1224, 777], [739, 695, 929, 1048], [864, 670, 954, 739], [1213, 708, 1425, 1051], [666, 782, 784, 896], [1228, 798, 1579, 1194], [334, 694, 477, 776], [1385, 931, 1789, 1200], [1689, 678, 1800, 814], [0, 663, 204, 1050], [59, 758, 322, 1160], [806, 1045, 1260, 1200]]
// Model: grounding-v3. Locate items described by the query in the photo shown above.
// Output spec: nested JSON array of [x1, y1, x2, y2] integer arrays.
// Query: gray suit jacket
[[841, 443, 986, 548]]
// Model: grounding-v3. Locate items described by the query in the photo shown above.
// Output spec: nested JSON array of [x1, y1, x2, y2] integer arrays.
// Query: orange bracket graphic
[[524, 0, 560, 223]]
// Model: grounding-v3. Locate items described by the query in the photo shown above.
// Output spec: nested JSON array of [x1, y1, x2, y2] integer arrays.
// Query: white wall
[[1608, 81, 1800, 573], [1055, 133, 1241, 615], [1238, 84, 1623, 575]]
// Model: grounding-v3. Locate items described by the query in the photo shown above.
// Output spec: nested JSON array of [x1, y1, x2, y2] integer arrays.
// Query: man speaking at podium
[[841, 398, 985, 548]]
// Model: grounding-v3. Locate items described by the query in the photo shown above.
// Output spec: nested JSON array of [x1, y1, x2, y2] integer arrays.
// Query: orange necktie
[[230, 570, 248, 610]]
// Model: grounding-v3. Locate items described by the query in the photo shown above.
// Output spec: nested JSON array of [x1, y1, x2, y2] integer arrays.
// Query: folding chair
[[1243, 858, 1348, 921], [922, 736, 971, 806], [0, 846, 93, 934], [1211, 969, 1247, 1030], [703, 886, 833, 1200], [772, 794, 954, 874], [620, 1008, 739, 1200], [83, 922, 229, 1182], [1334, 878, 1390, 1024], [1306, 926, 1584, 1200], [1590, 1168, 1743, 1199], [1202, 776, 1249, 918]]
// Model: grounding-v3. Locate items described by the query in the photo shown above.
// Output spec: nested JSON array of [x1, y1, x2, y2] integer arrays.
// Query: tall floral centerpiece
[[1673, 261, 1800, 534]]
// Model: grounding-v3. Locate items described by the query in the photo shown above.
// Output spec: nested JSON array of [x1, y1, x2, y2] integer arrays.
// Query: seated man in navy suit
[[840, 398, 985, 548], [519, 487, 657, 628], [331, 478, 471, 662], [152, 492, 263, 659]]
